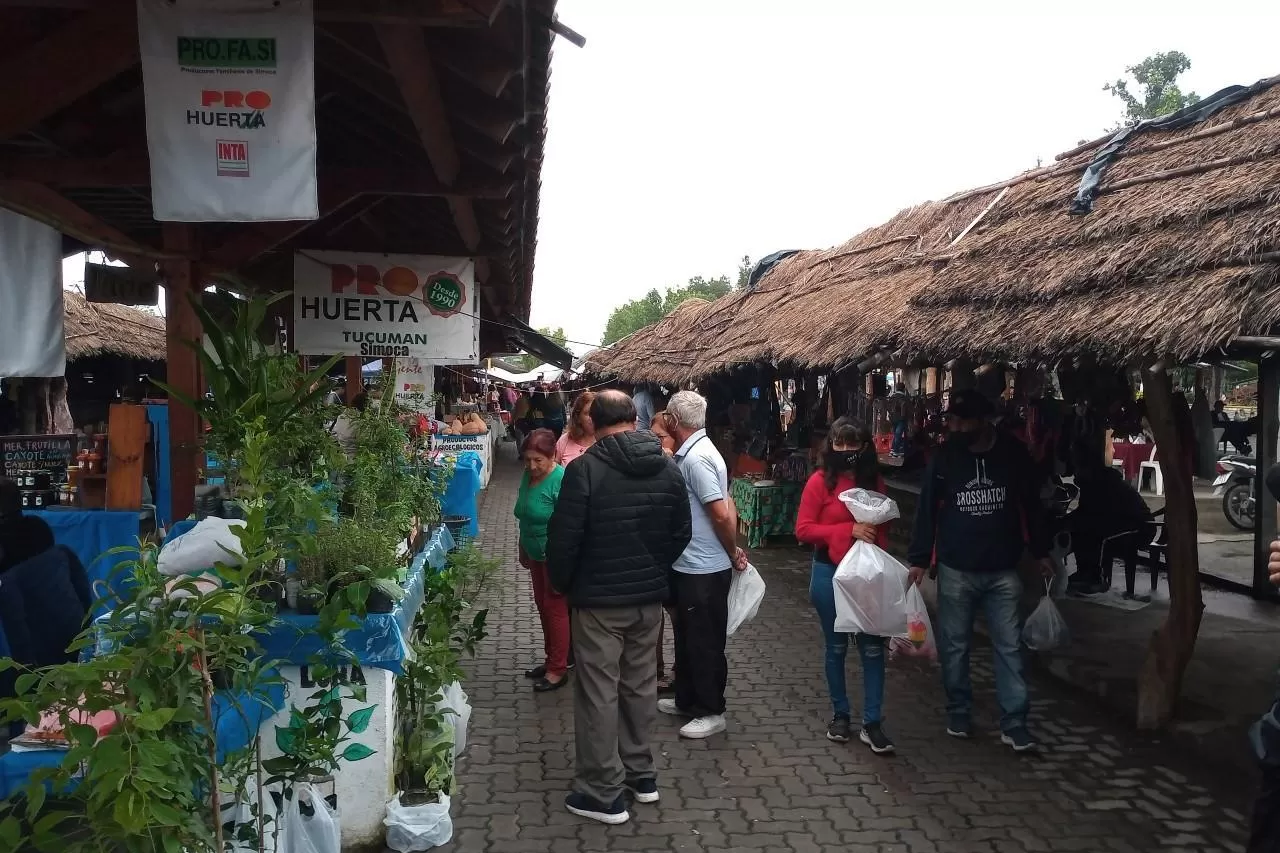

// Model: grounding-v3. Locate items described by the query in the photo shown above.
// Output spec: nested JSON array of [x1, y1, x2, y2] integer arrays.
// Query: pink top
[[555, 433, 592, 467]]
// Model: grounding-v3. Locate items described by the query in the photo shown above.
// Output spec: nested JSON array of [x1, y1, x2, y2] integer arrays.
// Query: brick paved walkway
[[443, 443, 1253, 853]]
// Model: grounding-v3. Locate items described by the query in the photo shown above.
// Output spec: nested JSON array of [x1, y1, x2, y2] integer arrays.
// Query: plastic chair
[[1138, 446, 1163, 496]]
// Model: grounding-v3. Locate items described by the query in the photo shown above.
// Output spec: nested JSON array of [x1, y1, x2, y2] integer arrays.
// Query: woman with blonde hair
[[555, 391, 597, 466]]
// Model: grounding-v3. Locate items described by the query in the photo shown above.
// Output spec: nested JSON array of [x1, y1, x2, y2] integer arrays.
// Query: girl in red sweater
[[794, 417, 894, 753]]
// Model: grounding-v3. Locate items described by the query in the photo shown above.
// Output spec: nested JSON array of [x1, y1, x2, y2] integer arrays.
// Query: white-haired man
[[657, 390, 747, 739]]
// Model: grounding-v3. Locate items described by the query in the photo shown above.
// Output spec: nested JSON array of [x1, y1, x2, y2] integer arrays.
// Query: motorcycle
[[1213, 455, 1256, 531]]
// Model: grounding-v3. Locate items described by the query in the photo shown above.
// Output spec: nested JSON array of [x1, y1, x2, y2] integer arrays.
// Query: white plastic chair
[[1138, 445, 1163, 496]]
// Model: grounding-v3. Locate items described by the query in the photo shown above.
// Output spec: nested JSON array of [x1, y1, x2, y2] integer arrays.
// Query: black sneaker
[[946, 715, 972, 739], [859, 723, 896, 754], [1001, 727, 1037, 753], [524, 664, 546, 680], [565, 792, 630, 825], [625, 778, 659, 804], [826, 715, 852, 743]]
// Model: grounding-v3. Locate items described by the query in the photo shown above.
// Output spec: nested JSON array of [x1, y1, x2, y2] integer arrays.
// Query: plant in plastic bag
[[726, 564, 766, 636], [889, 585, 937, 661], [1022, 581, 1070, 651], [284, 782, 341, 853], [832, 542, 910, 637], [837, 488, 901, 525], [385, 793, 453, 852]]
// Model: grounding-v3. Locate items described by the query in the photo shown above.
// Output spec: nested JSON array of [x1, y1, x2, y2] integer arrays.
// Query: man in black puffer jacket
[[548, 390, 692, 826]]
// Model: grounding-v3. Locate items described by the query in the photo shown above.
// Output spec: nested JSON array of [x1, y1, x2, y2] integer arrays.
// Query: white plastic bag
[[284, 783, 340, 853], [385, 793, 453, 852], [437, 682, 471, 762], [1023, 581, 1070, 651], [726, 563, 766, 636], [1048, 530, 1071, 600], [157, 516, 246, 576], [838, 488, 901, 525], [833, 541, 909, 636], [890, 584, 937, 660]]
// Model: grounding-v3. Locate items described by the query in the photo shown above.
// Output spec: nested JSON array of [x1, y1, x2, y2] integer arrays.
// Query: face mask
[[829, 450, 862, 470]]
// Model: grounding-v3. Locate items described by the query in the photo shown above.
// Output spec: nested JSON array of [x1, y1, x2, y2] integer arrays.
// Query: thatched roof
[[587, 74, 1280, 383], [63, 290, 166, 363]]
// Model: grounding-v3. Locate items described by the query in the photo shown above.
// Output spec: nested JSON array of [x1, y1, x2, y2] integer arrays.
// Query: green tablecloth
[[731, 478, 802, 548]]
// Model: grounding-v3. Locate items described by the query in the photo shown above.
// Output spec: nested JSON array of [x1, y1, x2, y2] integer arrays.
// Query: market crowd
[[511, 384, 1060, 826]]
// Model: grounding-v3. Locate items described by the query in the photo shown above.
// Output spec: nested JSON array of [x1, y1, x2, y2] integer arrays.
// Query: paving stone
[[404, 445, 1255, 853]]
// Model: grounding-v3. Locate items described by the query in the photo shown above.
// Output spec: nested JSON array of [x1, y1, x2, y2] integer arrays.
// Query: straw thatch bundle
[[63, 290, 166, 362], [589, 74, 1280, 382]]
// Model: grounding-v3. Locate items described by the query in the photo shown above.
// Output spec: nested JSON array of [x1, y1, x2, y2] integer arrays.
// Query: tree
[[513, 326, 567, 371], [600, 274, 735, 345], [1104, 51, 1200, 128]]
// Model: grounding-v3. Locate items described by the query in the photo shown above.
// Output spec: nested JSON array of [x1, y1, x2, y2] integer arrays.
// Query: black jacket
[[547, 431, 692, 607]]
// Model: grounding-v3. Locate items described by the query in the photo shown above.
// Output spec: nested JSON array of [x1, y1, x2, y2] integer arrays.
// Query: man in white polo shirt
[[658, 390, 747, 739]]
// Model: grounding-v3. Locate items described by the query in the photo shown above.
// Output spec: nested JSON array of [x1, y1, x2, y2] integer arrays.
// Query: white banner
[[137, 0, 318, 222], [0, 209, 65, 378], [293, 252, 479, 363], [394, 358, 436, 413]]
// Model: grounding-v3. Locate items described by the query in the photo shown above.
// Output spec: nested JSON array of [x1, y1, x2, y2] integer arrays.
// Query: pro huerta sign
[[137, 0, 318, 221], [293, 252, 480, 363]]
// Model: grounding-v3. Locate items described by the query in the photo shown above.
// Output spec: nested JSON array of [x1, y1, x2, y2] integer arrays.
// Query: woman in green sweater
[[514, 428, 569, 692]]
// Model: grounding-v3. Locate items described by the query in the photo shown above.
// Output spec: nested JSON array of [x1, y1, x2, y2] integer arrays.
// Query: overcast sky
[[529, 0, 1280, 352]]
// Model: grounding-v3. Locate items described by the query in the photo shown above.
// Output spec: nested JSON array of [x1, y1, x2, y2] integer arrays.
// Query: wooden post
[[1136, 362, 1205, 728], [1254, 354, 1279, 599], [345, 356, 361, 403], [162, 224, 199, 520]]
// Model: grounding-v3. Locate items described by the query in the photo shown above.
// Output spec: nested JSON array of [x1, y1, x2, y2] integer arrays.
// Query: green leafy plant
[[0, 540, 279, 853]]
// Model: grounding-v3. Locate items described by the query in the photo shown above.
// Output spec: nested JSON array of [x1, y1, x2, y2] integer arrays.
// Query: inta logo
[[216, 139, 249, 177]]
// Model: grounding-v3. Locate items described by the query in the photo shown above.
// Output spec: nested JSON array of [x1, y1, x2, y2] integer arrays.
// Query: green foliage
[[513, 327, 568, 372], [394, 545, 497, 796], [1104, 51, 1201, 128], [0, 540, 279, 853], [152, 292, 343, 498], [600, 272, 738, 345]]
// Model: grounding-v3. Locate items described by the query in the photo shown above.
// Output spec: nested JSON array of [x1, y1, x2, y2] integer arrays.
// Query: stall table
[[730, 478, 802, 548], [1112, 440, 1151, 484]]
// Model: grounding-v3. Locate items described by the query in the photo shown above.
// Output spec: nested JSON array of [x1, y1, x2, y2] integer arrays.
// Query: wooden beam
[[314, 0, 488, 25], [0, 179, 170, 260], [376, 24, 488, 255], [162, 224, 200, 521], [0, 150, 150, 186], [376, 26, 461, 184], [0, 0, 139, 140], [205, 169, 505, 268]]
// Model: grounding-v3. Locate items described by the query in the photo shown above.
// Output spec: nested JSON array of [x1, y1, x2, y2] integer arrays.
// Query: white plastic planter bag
[[437, 682, 472, 762], [385, 793, 453, 852], [158, 517, 246, 576], [832, 489, 908, 636], [726, 564, 766, 636], [284, 783, 340, 853], [1023, 581, 1070, 651]]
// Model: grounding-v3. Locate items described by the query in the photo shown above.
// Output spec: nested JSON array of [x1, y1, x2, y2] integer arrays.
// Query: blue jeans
[[809, 559, 886, 724], [936, 563, 1029, 732]]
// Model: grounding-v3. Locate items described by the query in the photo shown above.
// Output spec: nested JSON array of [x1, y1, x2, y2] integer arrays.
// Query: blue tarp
[[30, 510, 140, 615], [440, 451, 482, 538]]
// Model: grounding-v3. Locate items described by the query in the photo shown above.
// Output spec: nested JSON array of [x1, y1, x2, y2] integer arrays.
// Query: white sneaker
[[657, 698, 690, 717], [679, 715, 726, 739]]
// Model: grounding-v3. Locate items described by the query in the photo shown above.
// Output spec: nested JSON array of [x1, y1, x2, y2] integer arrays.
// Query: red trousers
[[521, 547, 570, 678]]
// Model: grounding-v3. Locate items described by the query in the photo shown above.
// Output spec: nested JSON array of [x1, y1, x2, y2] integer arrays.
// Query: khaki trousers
[[571, 603, 663, 805]]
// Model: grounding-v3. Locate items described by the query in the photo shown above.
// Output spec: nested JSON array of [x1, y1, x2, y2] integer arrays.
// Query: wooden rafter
[[0, 150, 150, 186], [376, 24, 485, 255], [0, 0, 499, 25], [0, 179, 169, 260], [0, 0, 139, 140]]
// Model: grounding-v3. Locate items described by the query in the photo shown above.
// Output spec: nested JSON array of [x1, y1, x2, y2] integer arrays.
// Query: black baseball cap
[[943, 389, 995, 420]]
